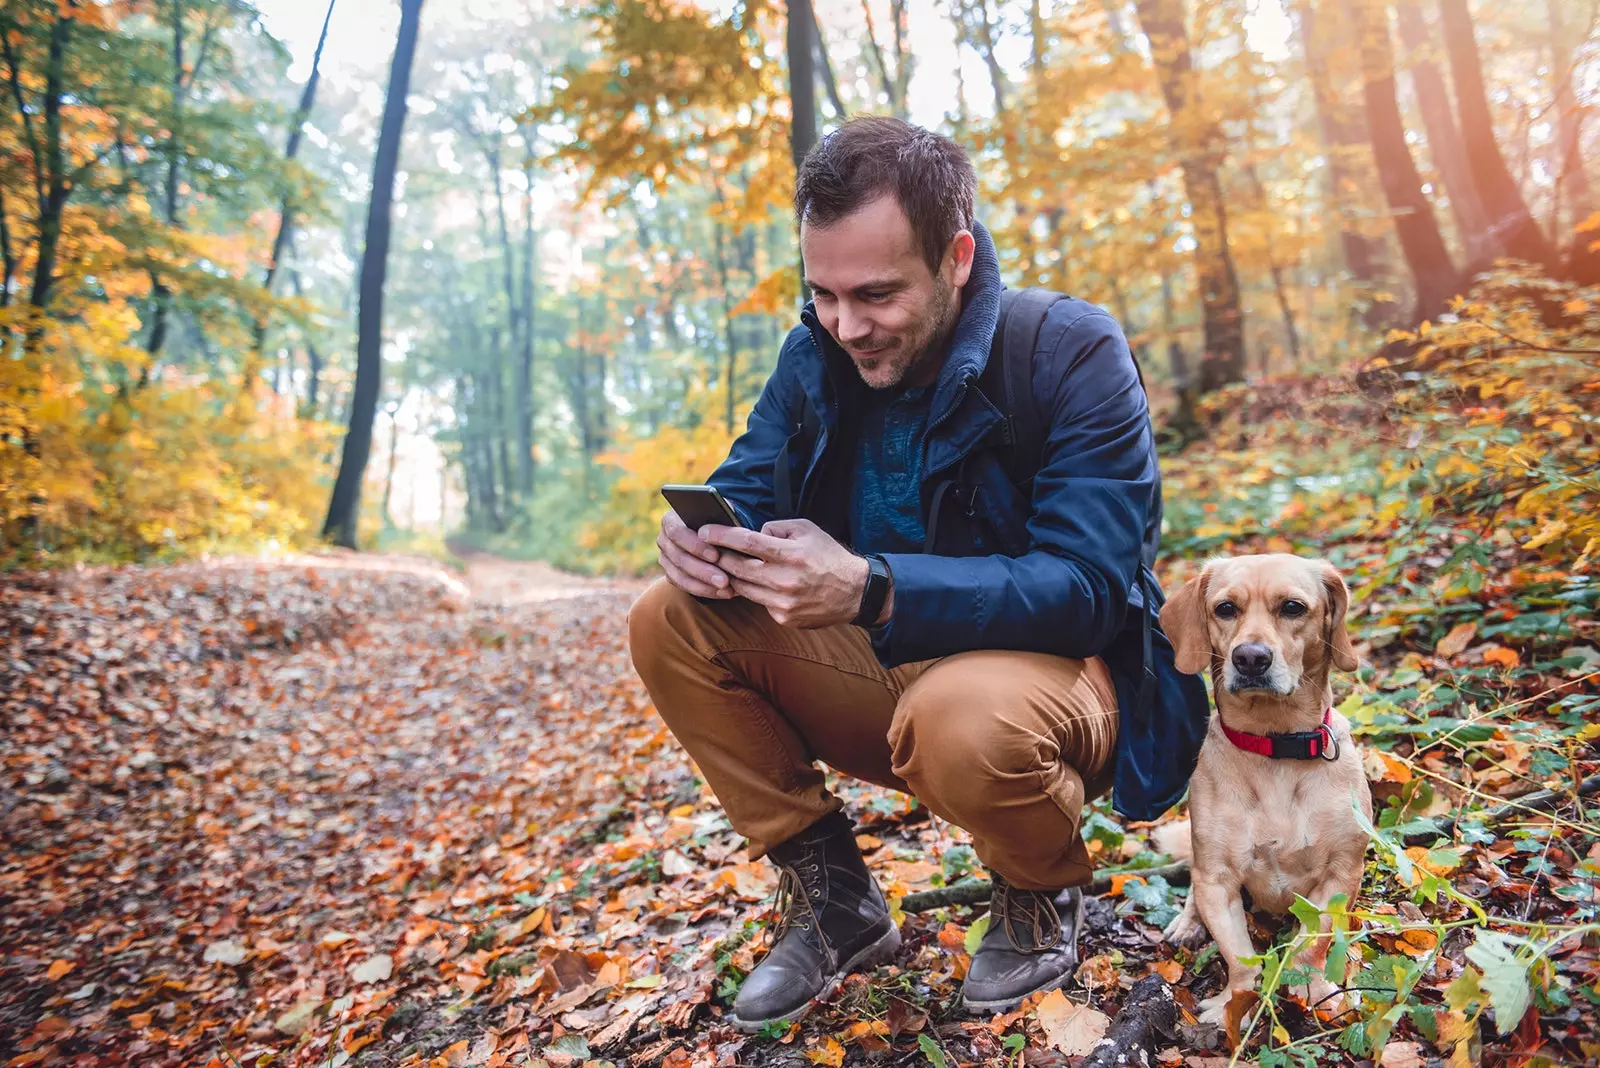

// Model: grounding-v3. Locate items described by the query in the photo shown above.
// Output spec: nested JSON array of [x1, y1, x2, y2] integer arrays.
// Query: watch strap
[[854, 554, 891, 627]]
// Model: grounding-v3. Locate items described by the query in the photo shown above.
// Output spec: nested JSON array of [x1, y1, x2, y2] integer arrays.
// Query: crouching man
[[628, 116, 1208, 1028]]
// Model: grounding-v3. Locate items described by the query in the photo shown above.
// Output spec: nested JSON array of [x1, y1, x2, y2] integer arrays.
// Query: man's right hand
[[658, 510, 735, 598]]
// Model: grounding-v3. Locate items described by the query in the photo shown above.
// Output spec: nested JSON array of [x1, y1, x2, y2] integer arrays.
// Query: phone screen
[[660, 484, 744, 532]]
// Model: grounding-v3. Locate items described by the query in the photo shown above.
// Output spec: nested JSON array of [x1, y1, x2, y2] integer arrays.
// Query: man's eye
[[1214, 601, 1238, 620], [1281, 600, 1308, 618], [861, 291, 888, 302], [812, 291, 835, 302]]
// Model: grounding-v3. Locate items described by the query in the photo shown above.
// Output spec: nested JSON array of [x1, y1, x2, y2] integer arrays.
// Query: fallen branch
[[1404, 771, 1600, 845], [1083, 973, 1178, 1068], [900, 862, 1191, 914]]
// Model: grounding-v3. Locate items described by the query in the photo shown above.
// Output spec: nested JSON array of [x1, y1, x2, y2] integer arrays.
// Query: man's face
[[801, 195, 974, 390]]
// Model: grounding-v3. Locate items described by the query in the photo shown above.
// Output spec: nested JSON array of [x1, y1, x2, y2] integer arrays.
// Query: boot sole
[[729, 923, 902, 1033], [960, 890, 1087, 1015]]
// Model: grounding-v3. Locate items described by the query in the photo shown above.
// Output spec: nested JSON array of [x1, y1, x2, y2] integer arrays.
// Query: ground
[[2, 550, 1596, 1068]]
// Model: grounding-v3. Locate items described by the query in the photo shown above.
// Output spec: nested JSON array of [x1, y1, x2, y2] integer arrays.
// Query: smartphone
[[660, 484, 745, 532]]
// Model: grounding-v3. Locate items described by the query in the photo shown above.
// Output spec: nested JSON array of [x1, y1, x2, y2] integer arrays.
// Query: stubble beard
[[857, 281, 961, 392]]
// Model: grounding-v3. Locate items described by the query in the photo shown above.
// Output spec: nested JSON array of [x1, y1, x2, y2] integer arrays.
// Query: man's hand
[[702, 519, 884, 629], [657, 510, 735, 599]]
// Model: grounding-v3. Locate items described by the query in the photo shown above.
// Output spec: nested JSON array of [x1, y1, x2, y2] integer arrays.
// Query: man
[[629, 116, 1207, 1028]]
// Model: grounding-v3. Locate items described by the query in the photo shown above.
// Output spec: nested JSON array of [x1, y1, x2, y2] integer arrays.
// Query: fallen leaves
[[1035, 988, 1111, 1055]]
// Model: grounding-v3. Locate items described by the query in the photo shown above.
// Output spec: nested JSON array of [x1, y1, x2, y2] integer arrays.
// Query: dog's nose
[[1231, 643, 1274, 676]]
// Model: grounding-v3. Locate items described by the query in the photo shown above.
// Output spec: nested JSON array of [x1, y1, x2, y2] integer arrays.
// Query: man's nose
[[835, 303, 871, 343], [1231, 643, 1274, 676]]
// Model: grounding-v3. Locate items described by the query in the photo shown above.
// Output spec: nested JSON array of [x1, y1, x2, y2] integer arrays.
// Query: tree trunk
[[787, 0, 817, 172], [146, 0, 185, 359], [1394, 0, 1494, 268], [1352, 0, 1460, 321], [1132, 0, 1248, 394], [253, 0, 336, 361], [291, 268, 322, 417], [519, 136, 537, 497], [487, 136, 535, 501], [1436, 0, 1553, 267], [323, 0, 425, 549], [381, 402, 401, 527], [811, 4, 846, 118], [25, 13, 72, 326], [1290, 0, 1388, 309]]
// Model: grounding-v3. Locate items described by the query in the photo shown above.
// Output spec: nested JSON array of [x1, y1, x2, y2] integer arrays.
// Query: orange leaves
[[1481, 646, 1521, 670], [1034, 987, 1111, 1055], [1435, 622, 1477, 658], [43, 959, 75, 981]]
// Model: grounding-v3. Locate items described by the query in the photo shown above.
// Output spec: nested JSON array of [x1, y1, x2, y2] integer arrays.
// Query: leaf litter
[[1, 530, 1597, 1067]]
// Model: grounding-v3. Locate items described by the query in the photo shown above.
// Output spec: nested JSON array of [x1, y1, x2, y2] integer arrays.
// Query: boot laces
[[992, 876, 1062, 952], [763, 849, 824, 951]]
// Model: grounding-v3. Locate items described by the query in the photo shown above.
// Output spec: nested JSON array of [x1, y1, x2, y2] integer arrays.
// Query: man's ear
[[945, 229, 975, 287], [1160, 568, 1213, 675], [1320, 563, 1359, 673]]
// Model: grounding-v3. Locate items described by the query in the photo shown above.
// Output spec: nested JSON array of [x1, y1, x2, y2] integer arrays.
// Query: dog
[[1156, 554, 1372, 1024]]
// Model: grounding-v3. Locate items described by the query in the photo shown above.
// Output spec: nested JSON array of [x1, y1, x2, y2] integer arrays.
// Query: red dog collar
[[1220, 708, 1339, 760]]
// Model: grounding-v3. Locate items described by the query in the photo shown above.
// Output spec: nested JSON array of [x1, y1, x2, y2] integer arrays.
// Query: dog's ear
[[1160, 568, 1213, 675], [1320, 563, 1359, 673]]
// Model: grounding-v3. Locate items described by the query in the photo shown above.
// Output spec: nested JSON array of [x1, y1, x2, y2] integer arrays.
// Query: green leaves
[[963, 915, 990, 956], [916, 1033, 949, 1068], [1463, 932, 1534, 1034]]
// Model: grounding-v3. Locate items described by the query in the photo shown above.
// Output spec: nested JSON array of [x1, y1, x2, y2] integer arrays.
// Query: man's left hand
[[700, 519, 874, 629]]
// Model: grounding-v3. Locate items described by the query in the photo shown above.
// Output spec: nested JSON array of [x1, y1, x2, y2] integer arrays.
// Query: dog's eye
[[1213, 601, 1238, 620], [1281, 600, 1309, 618]]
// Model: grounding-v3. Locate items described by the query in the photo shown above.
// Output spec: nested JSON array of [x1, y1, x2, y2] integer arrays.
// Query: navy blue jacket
[[707, 223, 1209, 820]]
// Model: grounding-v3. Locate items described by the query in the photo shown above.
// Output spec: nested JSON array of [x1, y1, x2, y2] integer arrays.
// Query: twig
[[1082, 974, 1178, 1068], [900, 862, 1192, 913], [1403, 771, 1600, 845]]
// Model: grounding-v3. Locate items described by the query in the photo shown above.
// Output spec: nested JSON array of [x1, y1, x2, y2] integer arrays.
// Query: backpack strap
[[984, 288, 1064, 486]]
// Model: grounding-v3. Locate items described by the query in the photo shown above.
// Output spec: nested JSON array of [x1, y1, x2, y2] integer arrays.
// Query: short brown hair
[[794, 116, 977, 273]]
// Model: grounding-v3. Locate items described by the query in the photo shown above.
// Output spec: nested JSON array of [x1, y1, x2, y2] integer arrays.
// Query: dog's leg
[[1162, 892, 1206, 946], [1192, 877, 1258, 1026], [1290, 867, 1364, 1016]]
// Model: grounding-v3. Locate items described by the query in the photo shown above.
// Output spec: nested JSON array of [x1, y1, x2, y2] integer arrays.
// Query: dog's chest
[[1195, 753, 1368, 914]]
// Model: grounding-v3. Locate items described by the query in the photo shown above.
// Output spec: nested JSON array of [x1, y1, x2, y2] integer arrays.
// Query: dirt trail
[[448, 547, 644, 607]]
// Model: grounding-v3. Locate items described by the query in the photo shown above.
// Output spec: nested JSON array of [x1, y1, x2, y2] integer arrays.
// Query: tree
[[1436, 0, 1553, 268], [787, 0, 817, 171], [1290, 0, 1388, 304], [323, 0, 425, 548], [253, 0, 337, 367], [1394, 0, 1493, 268], [1352, 0, 1460, 321], [1132, 0, 1248, 393]]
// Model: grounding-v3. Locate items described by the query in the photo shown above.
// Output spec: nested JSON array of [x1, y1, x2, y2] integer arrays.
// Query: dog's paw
[[1304, 975, 1348, 1016], [1196, 991, 1233, 1026], [1162, 899, 1206, 947]]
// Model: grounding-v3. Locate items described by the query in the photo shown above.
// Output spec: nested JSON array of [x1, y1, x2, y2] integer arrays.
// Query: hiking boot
[[730, 811, 901, 1031], [961, 873, 1085, 1014]]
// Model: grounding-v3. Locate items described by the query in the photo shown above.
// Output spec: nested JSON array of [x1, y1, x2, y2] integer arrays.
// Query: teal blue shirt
[[849, 383, 935, 554]]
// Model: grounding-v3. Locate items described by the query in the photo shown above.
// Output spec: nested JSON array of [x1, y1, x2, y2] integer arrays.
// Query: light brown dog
[[1157, 554, 1372, 1024]]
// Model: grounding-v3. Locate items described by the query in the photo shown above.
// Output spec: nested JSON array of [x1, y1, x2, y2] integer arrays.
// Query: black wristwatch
[[854, 554, 891, 627]]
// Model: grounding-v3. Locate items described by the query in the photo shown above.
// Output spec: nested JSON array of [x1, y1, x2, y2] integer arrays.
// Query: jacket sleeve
[[704, 324, 812, 530], [872, 309, 1156, 666]]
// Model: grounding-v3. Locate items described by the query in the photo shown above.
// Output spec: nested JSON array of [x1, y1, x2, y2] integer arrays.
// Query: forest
[[1, 0, 1597, 1066]]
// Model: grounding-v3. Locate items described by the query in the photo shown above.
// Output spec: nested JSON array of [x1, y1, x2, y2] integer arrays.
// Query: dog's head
[[1160, 554, 1358, 696]]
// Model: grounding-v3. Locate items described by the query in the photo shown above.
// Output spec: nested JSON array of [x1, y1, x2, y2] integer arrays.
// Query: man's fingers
[[661, 537, 732, 591], [663, 511, 720, 563], [661, 554, 731, 599], [759, 518, 817, 539], [702, 524, 791, 560]]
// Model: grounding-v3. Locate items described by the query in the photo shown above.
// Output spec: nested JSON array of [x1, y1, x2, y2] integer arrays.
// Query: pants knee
[[627, 578, 696, 686], [890, 676, 1036, 793]]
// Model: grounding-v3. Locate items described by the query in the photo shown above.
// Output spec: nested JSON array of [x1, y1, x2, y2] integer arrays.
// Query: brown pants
[[627, 580, 1120, 890]]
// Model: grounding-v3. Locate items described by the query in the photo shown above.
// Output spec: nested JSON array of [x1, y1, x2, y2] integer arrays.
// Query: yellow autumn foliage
[[580, 387, 746, 573]]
